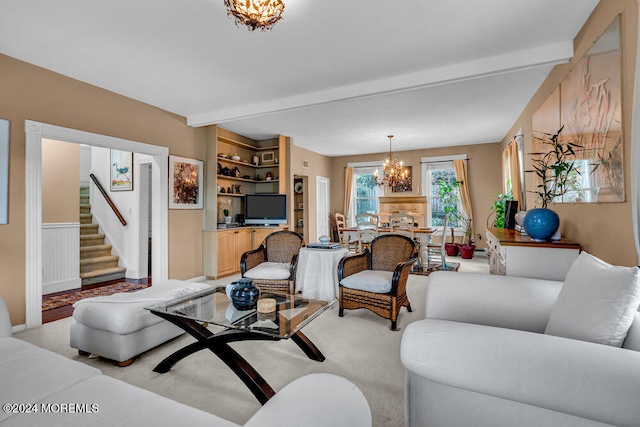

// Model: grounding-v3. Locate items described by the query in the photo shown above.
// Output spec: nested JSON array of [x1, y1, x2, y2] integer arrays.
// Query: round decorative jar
[[522, 208, 559, 241], [230, 278, 260, 311]]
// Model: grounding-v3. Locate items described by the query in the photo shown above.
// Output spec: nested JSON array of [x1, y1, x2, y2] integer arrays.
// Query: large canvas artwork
[[532, 15, 623, 204]]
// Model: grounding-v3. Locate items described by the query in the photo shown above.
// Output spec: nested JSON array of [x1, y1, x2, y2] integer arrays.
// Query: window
[[347, 163, 383, 226], [422, 155, 467, 230]]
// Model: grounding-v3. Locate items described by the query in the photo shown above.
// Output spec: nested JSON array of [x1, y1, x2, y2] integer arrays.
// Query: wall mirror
[[532, 14, 623, 204]]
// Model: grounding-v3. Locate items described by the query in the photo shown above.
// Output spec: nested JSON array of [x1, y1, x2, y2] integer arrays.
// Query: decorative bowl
[[319, 235, 330, 243], [231, 155, 241, 161]]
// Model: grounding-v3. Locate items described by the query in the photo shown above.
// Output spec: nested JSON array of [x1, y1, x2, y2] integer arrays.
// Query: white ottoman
[[70, 280, 210, 366]]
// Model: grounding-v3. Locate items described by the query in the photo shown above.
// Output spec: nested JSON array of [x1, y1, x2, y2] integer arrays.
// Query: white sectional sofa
[[0, 296, 372, 426], [401, 268, 640, 427]]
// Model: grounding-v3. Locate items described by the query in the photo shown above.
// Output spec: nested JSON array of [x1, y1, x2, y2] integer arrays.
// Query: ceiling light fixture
[[224, 0, 285, 32], [374, 135, 411, 190]]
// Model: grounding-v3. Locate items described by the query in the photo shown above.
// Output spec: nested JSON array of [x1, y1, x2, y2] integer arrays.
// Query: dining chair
[[390, 213, 422, 271], [425, 213, 448, 270], [377, 211, 392, 228], [355, 213, 379, 252], [335, 212, 358, 253]]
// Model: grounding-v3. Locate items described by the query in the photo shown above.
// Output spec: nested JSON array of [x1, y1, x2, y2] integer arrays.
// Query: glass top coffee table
[[146, 286, 335, 405]]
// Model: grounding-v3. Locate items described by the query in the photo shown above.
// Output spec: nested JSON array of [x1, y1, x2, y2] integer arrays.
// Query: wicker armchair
[[240, 230, 305, 294], [337, 234, 417, 330]]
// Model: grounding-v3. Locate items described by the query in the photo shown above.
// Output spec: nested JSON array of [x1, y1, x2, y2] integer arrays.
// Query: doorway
[[25, 120, 169, 328], [316, 176, 330, 239]]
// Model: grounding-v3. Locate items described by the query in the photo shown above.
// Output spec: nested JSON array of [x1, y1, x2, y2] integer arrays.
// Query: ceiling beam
[[187, 41, 573, 128]]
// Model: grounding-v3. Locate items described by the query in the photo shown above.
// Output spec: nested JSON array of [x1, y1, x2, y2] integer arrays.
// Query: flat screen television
[[244, 193, 287, 226]]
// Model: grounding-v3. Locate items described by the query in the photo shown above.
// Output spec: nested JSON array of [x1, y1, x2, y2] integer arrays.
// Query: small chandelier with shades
[[374, 135, 411, 190], [223, 0, 285, 31]]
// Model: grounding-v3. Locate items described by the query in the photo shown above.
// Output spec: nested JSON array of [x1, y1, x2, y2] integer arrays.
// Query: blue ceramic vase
[[230, 278, 260, 311], [522, 208, 559, 241]]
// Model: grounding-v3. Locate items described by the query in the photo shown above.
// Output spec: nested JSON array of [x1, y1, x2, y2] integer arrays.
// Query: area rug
[[42, 282, 150, 311], [411, 261, 460, 276]]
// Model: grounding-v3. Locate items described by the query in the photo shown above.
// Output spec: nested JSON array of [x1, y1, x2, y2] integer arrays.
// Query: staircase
[[79, 186, 126, 285]]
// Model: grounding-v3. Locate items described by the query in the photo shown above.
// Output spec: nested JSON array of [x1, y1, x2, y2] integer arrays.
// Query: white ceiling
[[0, 0, 600, 156]]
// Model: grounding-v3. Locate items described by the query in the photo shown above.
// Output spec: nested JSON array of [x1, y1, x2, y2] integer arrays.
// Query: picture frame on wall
[[261, 151, 274, 163], [110, 150, 133, 191], [169, 155, 204, 209], [0, 119, 9, 225]]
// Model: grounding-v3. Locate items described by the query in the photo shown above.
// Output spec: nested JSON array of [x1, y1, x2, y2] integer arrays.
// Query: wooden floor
[[41, 277, 151, 324]]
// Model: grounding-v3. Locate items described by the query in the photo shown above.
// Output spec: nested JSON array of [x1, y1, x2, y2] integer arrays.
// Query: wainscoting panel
[[42, 223, 81, 294]]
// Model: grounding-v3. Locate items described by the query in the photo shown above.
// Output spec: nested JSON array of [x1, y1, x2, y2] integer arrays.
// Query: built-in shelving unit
[[203, 125, 289, 279]]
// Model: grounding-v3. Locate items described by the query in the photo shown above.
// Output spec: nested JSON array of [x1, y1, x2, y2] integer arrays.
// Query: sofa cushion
[[72, 280, 210, 335], [545, 252, 640, 347], [0, 337, 101, 422], [340, 270, 393, 294], [2, 375, 238, 427], [244, 262, 291, 280]]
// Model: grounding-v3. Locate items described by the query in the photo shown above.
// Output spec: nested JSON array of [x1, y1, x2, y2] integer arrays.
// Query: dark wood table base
[[151, 311, 325, 405]]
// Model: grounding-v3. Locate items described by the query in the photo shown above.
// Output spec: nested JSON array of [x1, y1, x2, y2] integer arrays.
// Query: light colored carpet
[[15, 255, 488, 426]]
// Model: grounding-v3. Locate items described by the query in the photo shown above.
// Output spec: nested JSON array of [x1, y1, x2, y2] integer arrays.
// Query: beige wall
[[42, 139, 80, 224], [330, 142, 503, 249], [501, 0, 638, 266], [290, 143, 333, 243], [0, 53, 205, 325]]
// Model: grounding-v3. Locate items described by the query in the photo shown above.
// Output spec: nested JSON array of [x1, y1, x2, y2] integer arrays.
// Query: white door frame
[[316, 176, 330, 239], [25, 120, 169, 328]]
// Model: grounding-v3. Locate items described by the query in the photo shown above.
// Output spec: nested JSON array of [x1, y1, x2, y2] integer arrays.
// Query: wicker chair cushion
[[340, 270, 393, 294], [244, 262, 291, 280]]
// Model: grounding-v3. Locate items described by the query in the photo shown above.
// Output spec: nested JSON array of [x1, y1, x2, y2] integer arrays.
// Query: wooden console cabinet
[[216, 228, 252, 276], [486, 228, 581, 281], [203, 226, 287, 278]]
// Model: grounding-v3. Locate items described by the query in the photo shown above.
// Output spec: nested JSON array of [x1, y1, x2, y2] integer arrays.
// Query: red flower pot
[[445, 243, 458, 256], [458, 244, 475, 259]]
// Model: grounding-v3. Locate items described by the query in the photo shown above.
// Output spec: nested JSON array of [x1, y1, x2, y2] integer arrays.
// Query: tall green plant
[[528, 125, 581, 209], [437, 179, 461, 243]]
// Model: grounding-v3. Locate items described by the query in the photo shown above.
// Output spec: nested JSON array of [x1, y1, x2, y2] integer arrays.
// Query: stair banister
[[89, 173, 127, 226]]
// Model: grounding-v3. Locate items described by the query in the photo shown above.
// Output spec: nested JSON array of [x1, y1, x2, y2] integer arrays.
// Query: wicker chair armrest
[[391, 256, 417, 294], [241, 245, 266, 275], [337, 250, 370, 283], [289, 252, 300, 280]]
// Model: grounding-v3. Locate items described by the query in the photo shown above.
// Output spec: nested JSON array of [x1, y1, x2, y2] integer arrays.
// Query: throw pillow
[[545, 252, 640, 347]]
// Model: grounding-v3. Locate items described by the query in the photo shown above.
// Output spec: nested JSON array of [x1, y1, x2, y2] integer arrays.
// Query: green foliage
[[223, 209, 229, 216], [488, 190, 513, 228], [437, 179, 463, 243], [527, 126, 581, 209]]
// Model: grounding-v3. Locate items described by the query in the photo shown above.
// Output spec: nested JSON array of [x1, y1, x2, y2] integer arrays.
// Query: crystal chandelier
[[224, 0, 285, 32], [374, 135, 411, 190]]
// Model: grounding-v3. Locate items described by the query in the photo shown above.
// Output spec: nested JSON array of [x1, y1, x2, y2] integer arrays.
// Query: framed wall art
[[110, 150, 133, 191], [169, 155, 204, 209], [261, 151, 274, 163]]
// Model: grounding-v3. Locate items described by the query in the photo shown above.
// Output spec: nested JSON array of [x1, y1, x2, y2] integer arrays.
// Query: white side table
[[296, 247, 349, 300]]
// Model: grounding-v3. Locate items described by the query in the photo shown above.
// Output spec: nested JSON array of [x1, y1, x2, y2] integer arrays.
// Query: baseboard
[[43, 278, 82, 295], [187, 275, 207, 282], [11, 324, 26, 334]]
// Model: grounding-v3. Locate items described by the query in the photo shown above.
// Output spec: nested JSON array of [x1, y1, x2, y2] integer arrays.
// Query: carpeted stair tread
[[79, 214, 93, 224], [80, 266, 126, 279], [79, 224, 99, 235], [80, 234, 105, 247], [80, 244, 113, 259]]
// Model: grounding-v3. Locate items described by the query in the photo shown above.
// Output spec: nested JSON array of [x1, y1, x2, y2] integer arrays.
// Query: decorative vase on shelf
[[252, 155, 259, 166], [522, 208, 559, 241], [230, 279, 260, 311]]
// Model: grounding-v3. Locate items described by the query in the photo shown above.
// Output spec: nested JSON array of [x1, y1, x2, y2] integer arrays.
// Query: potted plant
[[437, 179, 461, 256], [457, 215, 475, 259], [223, 209, 232, 224], [487, 179, 514, 228], [524, 125, 581, 240]]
